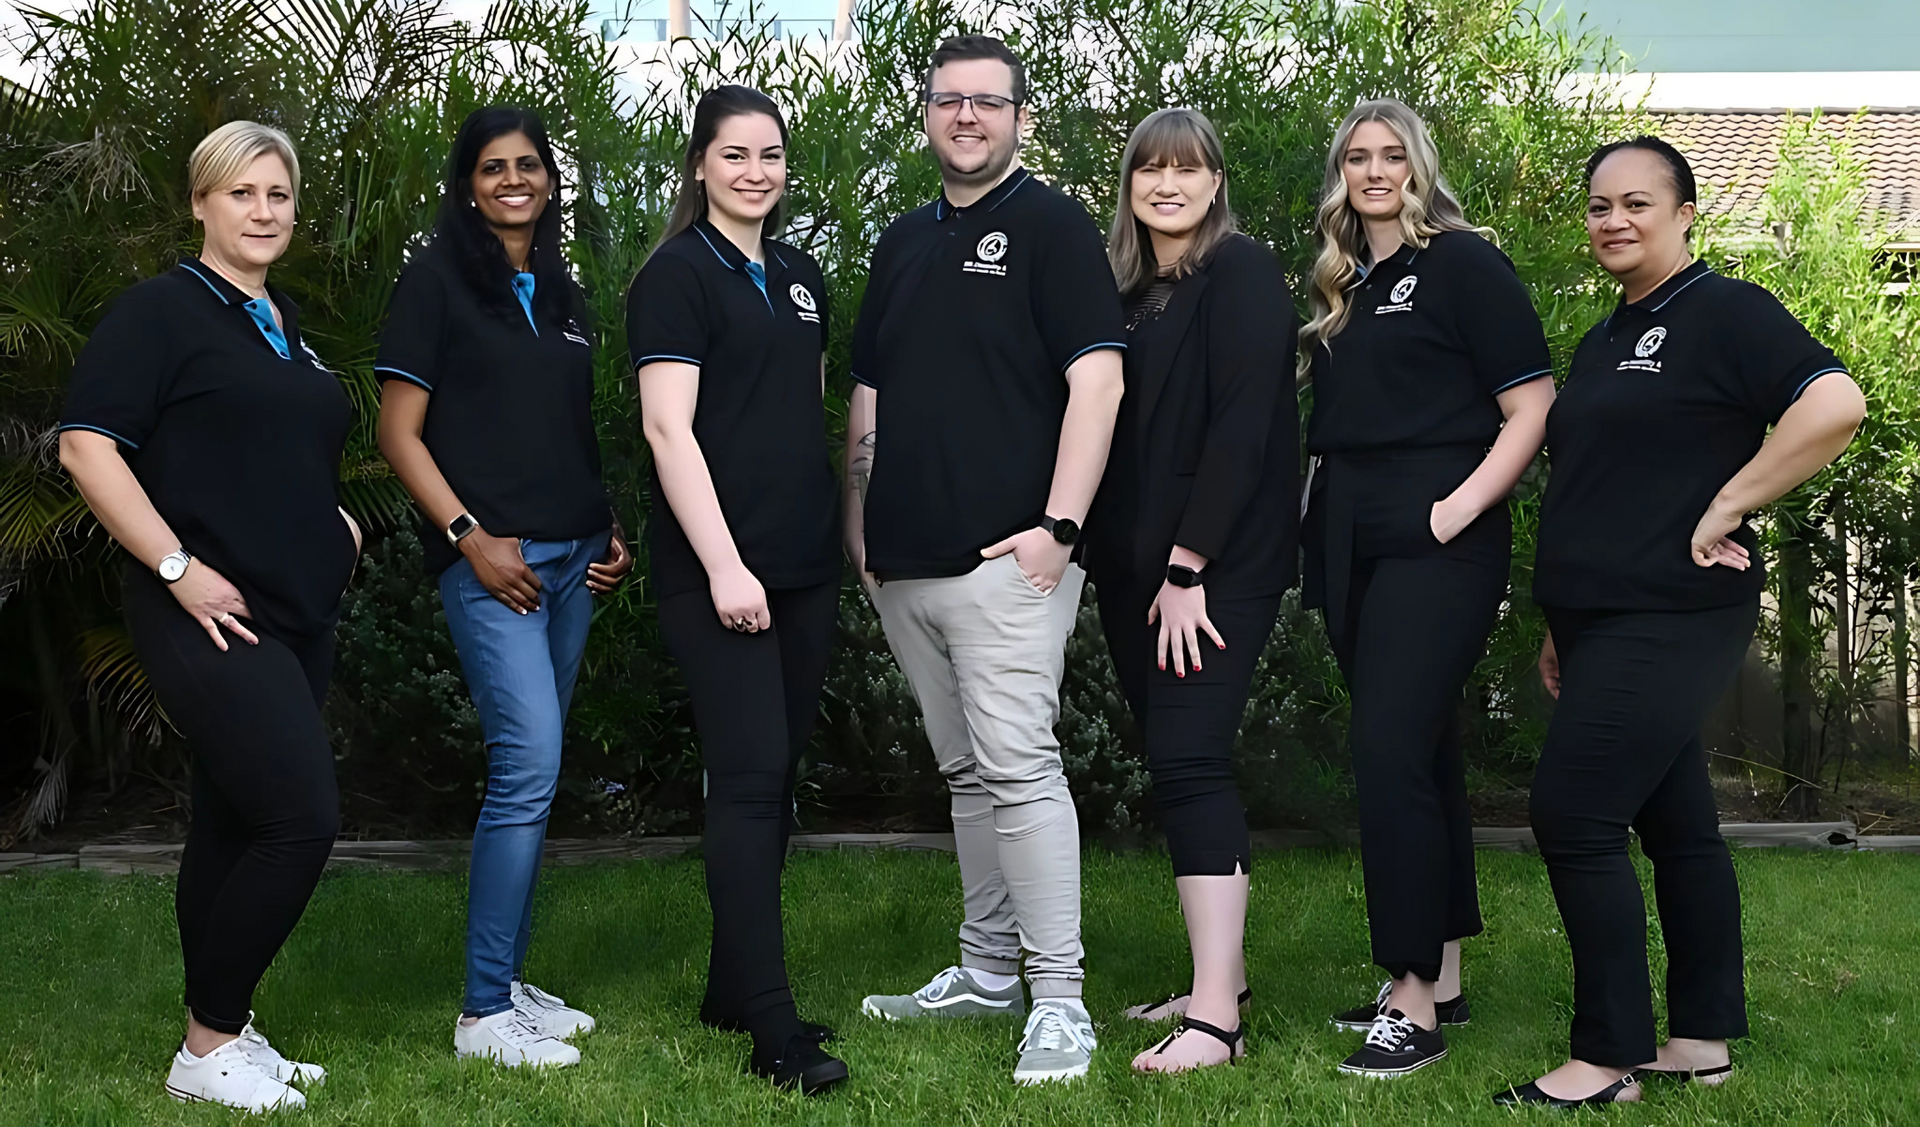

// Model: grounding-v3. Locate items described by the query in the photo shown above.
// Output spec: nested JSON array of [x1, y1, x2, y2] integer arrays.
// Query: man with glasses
[[845, 33, 1126, 1086]]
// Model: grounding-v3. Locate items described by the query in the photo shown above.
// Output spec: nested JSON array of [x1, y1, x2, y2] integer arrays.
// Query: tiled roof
[[1653, 109, 1920, 242]]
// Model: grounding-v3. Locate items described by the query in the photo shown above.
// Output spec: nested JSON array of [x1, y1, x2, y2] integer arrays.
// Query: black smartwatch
[[1166, 563, 1204, 588], [1040, 515, 1080, 545]]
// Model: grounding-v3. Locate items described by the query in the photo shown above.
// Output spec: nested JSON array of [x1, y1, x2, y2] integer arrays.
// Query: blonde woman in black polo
[[628, 85, 846, 1096], [1498, 136, 1864, 1108], [1300, 98, 1557, 1078], [60, 121, 355, 1112], [1088, 108, 1297, 1074]]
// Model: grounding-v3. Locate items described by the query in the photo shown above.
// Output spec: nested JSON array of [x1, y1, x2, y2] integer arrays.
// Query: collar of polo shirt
[[1606, 258, 1713, 332], [178, 257, 297, 360], [934, 167, 1032, 221]]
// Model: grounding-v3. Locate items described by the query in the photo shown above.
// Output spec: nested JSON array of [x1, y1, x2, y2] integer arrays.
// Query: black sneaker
[[749, 1033, 849, 1095], [1337, 1009, 1448, 1078], [698, 1001, 837, 1043], [1330, 982, 1470, 1031]]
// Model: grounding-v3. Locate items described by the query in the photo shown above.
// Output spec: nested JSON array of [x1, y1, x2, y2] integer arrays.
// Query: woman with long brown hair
[[1089, 107, 1298, 1073], [1300, 98, 1556, 1077]]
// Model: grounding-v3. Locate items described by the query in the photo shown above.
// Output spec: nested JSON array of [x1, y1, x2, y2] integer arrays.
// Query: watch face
[[158, 554, 189, 582], [1051, 518, 1080, 545]]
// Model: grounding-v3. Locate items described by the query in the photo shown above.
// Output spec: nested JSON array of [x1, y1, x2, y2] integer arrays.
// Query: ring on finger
[[218, 613, 237, 626]]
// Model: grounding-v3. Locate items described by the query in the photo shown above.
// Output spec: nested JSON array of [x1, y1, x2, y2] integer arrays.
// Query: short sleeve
[[1723, 282, 1848, 423], [1448, 236, 1552, 396], [627, 251, 710, 370], [850, 235, 892, 389], [374, 259, 447, 391], [60, 282, 174, 451], [1033, 200, 1127, 371]]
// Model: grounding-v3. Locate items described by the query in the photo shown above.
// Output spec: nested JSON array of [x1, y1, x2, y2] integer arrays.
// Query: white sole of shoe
[[860, 995, 1019, 1020], [1013, 1063, 1090, 1086], [1336, 1048, 1449, 1079], [164, 1083, 203, 1104], [456, 1048, 580, 1069], [165, 1082, 302, 1110]]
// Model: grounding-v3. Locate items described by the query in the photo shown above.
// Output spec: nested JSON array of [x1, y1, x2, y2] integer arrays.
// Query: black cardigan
[[1085, 233, 1300, 603]]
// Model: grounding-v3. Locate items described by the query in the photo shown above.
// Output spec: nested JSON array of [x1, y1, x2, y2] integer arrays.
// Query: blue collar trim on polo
[[1605, 259, 1714, 331], [512, 272, 538, 335], [177, 257, 293, 359], [934, 167, 1031, 221], [693, 220, 778, 314]]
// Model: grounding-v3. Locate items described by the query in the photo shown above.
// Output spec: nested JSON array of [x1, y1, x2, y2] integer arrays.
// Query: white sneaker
[[239, 1013, 326, 1086], [1013, 999, 1097, 1085], [165, 1037, 306, 1111], [454, 1009, 581, 1068], [512, 979, 596, 1039]]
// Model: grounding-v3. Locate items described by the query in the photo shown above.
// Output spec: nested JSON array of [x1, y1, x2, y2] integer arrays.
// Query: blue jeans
[[440, 532, 608, 1017]]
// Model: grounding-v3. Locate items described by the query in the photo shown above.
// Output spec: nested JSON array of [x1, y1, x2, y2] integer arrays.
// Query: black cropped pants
[[124, 565, 340, 1035], [1099, 582, 1281, 877], [658, 579, 839, 1048], [1305, 449, 1506, 982], [1532, 600, 1755, 1067]]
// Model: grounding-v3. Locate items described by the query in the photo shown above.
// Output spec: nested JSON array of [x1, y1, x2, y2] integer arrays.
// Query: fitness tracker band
[[1166, 563, 1204, 589]]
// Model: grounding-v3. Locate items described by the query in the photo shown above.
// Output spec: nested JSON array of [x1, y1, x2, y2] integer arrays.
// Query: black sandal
[[1138, 1016, 1246, 1071], [1638, 1062, 1732, 1084], [1123, 986, 1252, 1021], [1492, 1071, 1639, 1107]]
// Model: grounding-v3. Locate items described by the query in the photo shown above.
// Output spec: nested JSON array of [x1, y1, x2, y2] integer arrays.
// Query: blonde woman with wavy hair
[[1298, 98, 1556, 1078], [1084, 107, 1299, 1074]]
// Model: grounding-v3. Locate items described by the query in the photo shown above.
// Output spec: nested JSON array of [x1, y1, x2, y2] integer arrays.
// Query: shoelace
[[1368, 981, 1393, 1014], [1019, 1003, 1096, 1055], [517, 982, 569, 1013], [914, 966, 966, 1002], [494, 1015, 554, 1049], [1364, 1012, 1418, 1051]]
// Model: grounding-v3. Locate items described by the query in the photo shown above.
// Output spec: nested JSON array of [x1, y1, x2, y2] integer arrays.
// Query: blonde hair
[[1108, 108, 1236, 296], [1298, 99, 1486, 373], [188, 120, 301, 205]]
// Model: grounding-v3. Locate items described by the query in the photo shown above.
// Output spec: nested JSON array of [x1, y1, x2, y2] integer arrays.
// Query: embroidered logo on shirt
[[1375, 274, 1417, 314], [299, 341, 332, 373], [562, 319, 590, 347], [790, 283, 821, 323], [964, 231, 1010, 276], [1618, 325, 1667, 372]]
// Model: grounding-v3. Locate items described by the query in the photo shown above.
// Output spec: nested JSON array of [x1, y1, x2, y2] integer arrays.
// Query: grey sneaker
[[861, 965, 1028, 1020], [1013, 998, 1096, 1085]]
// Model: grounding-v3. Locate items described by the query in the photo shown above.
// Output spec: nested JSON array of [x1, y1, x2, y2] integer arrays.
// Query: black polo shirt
[[375, 240, 609, 574], [1535, 261, 1847, 611], [1307, 230, 1551, 453], [626, 222, 840, 599], [60, 259, 356, 641], [851, 168, 1127, 579]]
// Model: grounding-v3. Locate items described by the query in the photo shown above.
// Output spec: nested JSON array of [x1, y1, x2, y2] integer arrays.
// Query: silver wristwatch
[[156, 548, 193, 584], [446, 512, 479, 547]]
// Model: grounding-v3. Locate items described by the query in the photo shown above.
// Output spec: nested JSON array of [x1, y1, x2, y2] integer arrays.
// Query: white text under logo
[[790, 283, 820, 323], [1619, 326, 1666, 372], [965, 231, 1010, 276], [1376, 274, 1417, 314]]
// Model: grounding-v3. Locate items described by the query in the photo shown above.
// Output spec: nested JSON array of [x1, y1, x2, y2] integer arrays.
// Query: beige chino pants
[[870, 553, 1086, 998]]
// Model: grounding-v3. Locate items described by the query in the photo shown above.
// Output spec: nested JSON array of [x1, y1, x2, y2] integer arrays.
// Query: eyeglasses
[[924, 92, 1020, 114]]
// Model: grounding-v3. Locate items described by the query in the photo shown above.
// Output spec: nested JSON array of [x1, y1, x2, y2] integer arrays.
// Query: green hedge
[[25, 0, 1899, 840]]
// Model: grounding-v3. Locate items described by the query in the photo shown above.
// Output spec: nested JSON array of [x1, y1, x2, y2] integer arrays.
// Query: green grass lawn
[[2, 847, 1917, 1125]]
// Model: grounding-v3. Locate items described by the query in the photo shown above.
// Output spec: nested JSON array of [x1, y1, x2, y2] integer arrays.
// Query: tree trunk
[[1778, 515, 1821, 818]]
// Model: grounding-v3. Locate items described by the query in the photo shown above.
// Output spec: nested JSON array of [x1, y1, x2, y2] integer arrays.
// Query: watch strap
[[1167, 563, 1204, 588]]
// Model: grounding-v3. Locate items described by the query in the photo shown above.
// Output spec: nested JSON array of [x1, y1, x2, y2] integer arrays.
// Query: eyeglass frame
[[922, 91, 1024, 114]]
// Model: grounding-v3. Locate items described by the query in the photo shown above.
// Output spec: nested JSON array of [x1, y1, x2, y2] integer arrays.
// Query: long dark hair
[[433, 106, 576, 328], [653, 86, 790, 254]]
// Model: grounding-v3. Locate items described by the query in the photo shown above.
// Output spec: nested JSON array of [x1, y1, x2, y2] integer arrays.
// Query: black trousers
[[1532, 600, 1756, 1067], [1098, 582, 1279, 877], [1306, 451, 1507, 982], [124, 565, 340, 1035], [658, 579, 839, 1047]]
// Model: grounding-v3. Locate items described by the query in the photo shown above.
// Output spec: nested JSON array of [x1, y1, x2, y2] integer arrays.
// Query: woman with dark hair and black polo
[[60, 120, 354, 1112], [1088, 108, 1297, 1074], [627, 85, 847, 1095], [1496, 137, 1864, 1108], [1299, 98, 1557, 1079], [375, 106, 632, 1069]]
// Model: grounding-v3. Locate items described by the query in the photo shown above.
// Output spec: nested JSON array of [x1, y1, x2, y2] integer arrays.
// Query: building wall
[[1547, 0, 1920, 73]]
